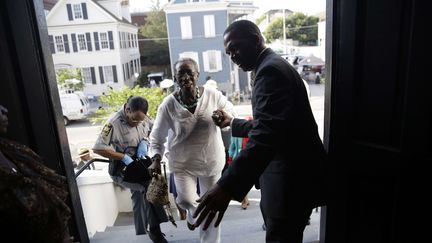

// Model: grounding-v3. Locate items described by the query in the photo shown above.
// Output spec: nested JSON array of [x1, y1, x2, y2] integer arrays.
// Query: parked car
[[60, 92, 90, 125]]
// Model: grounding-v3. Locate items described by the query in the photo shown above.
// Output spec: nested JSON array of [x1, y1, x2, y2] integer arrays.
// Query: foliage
[[140, 41, 170, 65], [139, 0, 170, 66], [263, 12, 319, 45], [255, 14, 266, 26], [56, 68, 84, 91], [89, 86, 167, 125], [140, 0, 167, 39], [134, 70, 150, 87]]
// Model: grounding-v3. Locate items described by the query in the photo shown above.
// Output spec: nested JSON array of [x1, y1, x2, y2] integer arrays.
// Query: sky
[[129, 0, 326, 16]]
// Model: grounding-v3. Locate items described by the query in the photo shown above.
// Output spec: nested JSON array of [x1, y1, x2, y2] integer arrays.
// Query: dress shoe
[[187, 221, 196, 231], [148, 230, 168, 243]]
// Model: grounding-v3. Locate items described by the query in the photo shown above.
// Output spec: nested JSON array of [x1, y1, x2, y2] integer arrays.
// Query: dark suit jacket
[[218, 48, 327, 217]]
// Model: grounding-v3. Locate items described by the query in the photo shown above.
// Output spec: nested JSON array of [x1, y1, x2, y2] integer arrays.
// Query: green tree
[[90, 86, 167, 125], [139, 0, 170, 66], [134, 71, 150, 87], [264, 12, 319, 45], [255, 14, 266, 26], [56, 68, 84, 91]]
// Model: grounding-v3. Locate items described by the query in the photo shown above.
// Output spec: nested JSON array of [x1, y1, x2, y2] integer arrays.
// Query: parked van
[[60, 93, 90, 125], [147, 72, 164, 87]]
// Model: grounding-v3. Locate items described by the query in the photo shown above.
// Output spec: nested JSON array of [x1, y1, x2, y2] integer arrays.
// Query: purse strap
[[162, 161, 167, 181]]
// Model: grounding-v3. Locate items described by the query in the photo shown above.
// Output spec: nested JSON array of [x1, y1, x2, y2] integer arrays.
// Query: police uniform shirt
[[93, 108, 152, 156]]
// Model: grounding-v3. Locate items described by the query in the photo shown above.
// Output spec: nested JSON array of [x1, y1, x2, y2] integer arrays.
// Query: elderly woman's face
[[175, 61, 199, 94], [0, 105, 8, 134]]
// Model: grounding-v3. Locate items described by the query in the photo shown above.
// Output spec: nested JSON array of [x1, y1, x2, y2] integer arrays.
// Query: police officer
[[93, 96, 168, 243]]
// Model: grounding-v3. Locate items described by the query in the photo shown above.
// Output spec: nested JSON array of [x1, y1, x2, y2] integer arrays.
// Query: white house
[[46, 0, 141, 96]]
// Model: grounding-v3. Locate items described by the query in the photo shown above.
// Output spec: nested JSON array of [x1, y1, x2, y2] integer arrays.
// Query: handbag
[[108, 157, 152, 183], [146, 162, 177, 227]]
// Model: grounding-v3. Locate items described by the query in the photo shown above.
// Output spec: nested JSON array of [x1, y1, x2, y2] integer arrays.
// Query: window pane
[[204, 15, 215, 37], [55, 36, 64, 52], [180, 16, 192, 39], [73, 4, 82, 19], [103, 66, 114, 83], [82, 67, 92, 84], [179, 52, 199, 70], [100, 33, 109, 49], [208, 51, 217, 70], [78, 34, 87, 51]]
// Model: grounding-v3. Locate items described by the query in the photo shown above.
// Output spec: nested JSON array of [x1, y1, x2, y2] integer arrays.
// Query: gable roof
[[91, 0, 136, 27], [46, 0, 136, 27]]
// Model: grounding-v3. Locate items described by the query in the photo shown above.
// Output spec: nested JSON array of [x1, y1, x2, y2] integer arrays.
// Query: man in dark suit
[[194, 20, 327, 242]]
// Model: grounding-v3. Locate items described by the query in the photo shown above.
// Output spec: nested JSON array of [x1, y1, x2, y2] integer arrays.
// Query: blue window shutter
[[66, 4, 73, 21], [71, 34, 78, 52], [90, 67, 96, 84], [63, 34, 70, 53], [99, 66, 105, 84], [93, 32, 100, 50], [112, 65, 118, 83], [108, 31, 114, 49], [85, 33, 92, 51], [82, 3, 88, 19], [48, 35, 55, 54]]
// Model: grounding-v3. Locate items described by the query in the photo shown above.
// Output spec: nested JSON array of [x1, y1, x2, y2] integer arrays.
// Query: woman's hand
[[148, 154, 162, 175]]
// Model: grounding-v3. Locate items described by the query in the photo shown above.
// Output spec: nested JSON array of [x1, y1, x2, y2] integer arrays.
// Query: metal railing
[[75, 158, 110, 178]]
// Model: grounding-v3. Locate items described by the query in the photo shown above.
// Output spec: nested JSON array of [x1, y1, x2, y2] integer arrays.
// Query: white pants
[[174, 171, 221, 243]]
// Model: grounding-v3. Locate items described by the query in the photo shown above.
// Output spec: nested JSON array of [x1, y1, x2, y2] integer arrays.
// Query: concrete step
[[91, 199, 321, 243]]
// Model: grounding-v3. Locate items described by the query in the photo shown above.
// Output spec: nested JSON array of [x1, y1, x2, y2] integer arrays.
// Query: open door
[[322, 0, 428, 242], [0, 1, 88, 242]]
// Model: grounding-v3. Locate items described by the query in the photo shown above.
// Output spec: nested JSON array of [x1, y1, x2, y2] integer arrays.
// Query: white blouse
[[149, 87, 236, 176]]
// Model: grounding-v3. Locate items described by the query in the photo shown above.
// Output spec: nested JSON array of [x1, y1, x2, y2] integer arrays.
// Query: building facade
[[46, 0, 141, 96], [164, 0, 256, 95]]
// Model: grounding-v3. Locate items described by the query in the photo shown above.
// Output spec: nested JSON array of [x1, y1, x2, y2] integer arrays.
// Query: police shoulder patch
[[102, 123, 113, 137]]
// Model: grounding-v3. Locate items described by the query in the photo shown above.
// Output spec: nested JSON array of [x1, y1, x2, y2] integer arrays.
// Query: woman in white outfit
[[149, 58, 235, 243]]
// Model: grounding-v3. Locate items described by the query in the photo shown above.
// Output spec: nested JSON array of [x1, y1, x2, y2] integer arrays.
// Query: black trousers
[[264, 206, 312, 243]]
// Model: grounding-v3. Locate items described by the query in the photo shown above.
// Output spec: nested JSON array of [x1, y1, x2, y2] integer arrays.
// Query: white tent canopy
[[160, 79, 174, 88], [298, 55, 325, 66]]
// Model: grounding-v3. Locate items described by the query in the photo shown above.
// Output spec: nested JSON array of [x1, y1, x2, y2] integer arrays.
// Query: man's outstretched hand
[[193, 183, 231, 230], [211, 109, 233, 128]]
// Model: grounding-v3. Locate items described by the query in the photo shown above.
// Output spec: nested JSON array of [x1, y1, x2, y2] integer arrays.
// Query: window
[[204, 15, 215, 37], [99, 32, 109, 50], [179, 52, 199, 70], [77, 34, 87, 51], [203, 50, 222, 72], [73, 4, 83, 19], [119, 32, 123, 48], [180, 16, 192, 39], [55, 35, 65, 53], [103, 66, 114, 83], [81, 67, 92, 84], [135, 34, 138, 47], [118, 32, 122, 49], [130, 61, 134, 77]]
